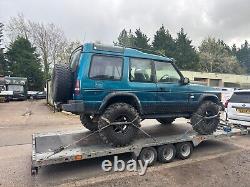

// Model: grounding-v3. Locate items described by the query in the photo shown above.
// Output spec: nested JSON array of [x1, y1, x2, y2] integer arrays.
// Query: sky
[[1, 0, 250, 48]]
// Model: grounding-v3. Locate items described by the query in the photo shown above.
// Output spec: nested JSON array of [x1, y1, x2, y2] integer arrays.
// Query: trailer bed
[[31, 123, 248, 175]]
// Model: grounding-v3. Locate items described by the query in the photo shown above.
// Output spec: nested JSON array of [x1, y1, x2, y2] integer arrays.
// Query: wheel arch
[[98, 92, 142, 114], [198, 94, 220, 105]]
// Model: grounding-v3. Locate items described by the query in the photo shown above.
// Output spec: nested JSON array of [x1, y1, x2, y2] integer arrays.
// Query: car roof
[[82, 43, 173, 62]]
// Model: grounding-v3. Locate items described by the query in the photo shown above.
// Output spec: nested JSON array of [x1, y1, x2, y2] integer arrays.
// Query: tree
[[231, 44, 237, 56], [29, 22, 68, 79], [152, 25, 176, 57], [133, 28, 150, 50], [0, 51, 8, 76], [6, 37, 44, 90], [198, 37, 244, 74], [175, 28, 199, 70], [114, 29, 134, 47], [6, 15, 68, 79], [0, 22, 7, 76], [236, 40, 250, 74], [6, 14, 30, 42], [0, 22, 4, 47], [57, 41, 81, 64]]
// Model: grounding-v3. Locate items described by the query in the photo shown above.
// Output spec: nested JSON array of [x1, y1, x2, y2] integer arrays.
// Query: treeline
[[114, 26, 250, 74], [1, 16, 250, 90]]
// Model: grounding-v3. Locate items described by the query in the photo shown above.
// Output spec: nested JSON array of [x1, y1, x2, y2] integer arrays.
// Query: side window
[[130, 58, 153, 83], [155, 61, 181, 83], [89, 55, 123, 80]]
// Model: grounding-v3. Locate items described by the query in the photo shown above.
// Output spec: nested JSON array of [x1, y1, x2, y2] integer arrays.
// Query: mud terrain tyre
[[98, 103, 140, 147], [80, 114, 98, 132], [51, 64, 73, 103], [191, 101, 220, 135], [156, 118, 175, 125]]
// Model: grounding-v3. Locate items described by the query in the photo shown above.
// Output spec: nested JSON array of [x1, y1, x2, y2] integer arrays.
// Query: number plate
[[237, 108, 250, 114]]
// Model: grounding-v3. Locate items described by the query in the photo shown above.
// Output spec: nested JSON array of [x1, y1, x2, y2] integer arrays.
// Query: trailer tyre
[[176, 142, 193, 159], [157, 144, 176, 163], [138, 147, 157, 166], [98, 103, 140, 147], [156, 118, 175, 125], [80, 114, 98, 132], [51, 64, 73, 103], [191, 101, 220, 135]]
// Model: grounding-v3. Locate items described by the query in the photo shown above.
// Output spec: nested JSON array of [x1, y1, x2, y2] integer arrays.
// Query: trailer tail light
[[75, 155, 82, 160], [224, 100, 229, 108], [75, 80, 80, 95]]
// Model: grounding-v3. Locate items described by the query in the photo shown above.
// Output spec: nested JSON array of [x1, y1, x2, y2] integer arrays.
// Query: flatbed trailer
[[31, 122, 248, 176]]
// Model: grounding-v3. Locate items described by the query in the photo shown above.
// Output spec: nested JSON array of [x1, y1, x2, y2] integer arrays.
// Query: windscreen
[[230, 92, 250, 103]]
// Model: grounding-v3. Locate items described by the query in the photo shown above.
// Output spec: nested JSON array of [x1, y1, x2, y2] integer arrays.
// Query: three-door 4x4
[[52, 43, 222, 146]]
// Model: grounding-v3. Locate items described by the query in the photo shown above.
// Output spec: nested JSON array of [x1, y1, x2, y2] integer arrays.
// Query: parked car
[[226, 89, 250, 127], [27, 91, 38, 99], [33, 91, 46, 100], [214, 87, 234, 107], [0, 90, 13, 102], [51, 43, 222, 146]]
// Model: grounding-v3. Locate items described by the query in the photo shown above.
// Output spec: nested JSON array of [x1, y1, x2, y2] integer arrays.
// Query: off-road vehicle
[[52, 43, 222, 146]]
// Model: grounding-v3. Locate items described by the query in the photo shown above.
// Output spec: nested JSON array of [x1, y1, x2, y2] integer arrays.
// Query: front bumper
[[62, 100, 85, 113]]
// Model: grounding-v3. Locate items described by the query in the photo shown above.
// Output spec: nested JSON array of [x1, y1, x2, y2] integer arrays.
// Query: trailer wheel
[[138, 147, 157, 166], [157, 144, 176, 163], [176, 142, 193, 159]]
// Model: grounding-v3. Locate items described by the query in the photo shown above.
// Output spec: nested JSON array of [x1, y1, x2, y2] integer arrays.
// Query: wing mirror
[[182, 77, 190, 85]]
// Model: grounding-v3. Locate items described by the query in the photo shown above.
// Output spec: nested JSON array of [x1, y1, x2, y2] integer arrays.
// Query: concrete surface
[[0, 100, 250, 187]]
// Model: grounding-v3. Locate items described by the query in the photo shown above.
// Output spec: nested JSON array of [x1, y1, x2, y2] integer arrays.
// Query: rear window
[[229, 92, 250, 103], [70, 48, 82, 72], [89, 55, 123, 80]]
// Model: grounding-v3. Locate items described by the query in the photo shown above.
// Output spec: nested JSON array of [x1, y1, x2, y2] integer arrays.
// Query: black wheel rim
[[203, 108, 217, 123], [112, 115, 130, 134]]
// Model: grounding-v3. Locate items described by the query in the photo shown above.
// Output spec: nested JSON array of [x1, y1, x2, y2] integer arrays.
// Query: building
[[182, 71, 250, 89]]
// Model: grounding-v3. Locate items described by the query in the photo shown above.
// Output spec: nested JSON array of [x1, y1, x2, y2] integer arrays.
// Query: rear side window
[[230, 92, 250, 103], [70, 48, 82, 72], [89, 55, 123, 80]]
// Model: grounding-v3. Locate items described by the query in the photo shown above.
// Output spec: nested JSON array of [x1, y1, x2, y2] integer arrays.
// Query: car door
[[127, 58, 157, 114], [154, 61, 189, 114]]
